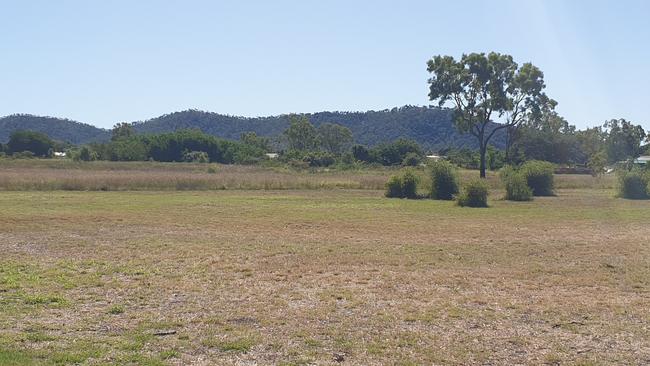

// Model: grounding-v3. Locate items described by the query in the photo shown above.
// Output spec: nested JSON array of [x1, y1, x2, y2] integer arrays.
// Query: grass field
[[0, 159, 615, 192], [1, 164, 649, 366]]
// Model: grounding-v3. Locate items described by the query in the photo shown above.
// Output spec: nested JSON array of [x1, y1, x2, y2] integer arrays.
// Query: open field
[[0, 159, 615, 192], [1, 184, 649, 365]]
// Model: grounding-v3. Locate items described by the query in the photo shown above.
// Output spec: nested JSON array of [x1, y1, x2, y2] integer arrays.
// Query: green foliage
[[617, 169, 650, 199], [443, 147, 504, 170], [75, 146, 97, 162], [108, 304, 125, 315], [318, 123, 353, 154], [400, 170, 419, 199], [371, 138, 422, 166], [457, 179, 489, 207], [604, 119, 647, 163], [131, 107, 499, 151], [385, 169, 420, 199], [87, 129, 264, 164], [385, 176, 404, 198], [109, 138, 149, 161], [8, 130, 54, 157], [402, 152, 421, 167], [520, 160, 555, 196], [182, 150, 210, 163], [587, 150, 607, 176], [0, 114, 109, 144], [501, 167, 533, 201], [111, 122, 135, 141], [240, 132, 271, 151], [352, 145, 371, 162], [284, 115, 319, 151], [429, 160, 459, 200], [427, 52, 549, 177], [282, 150, 336, 167], [11, 151, 36, 159]]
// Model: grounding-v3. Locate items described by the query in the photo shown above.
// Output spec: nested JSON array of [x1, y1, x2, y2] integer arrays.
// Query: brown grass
[[0, 159, 616, 192], [1, 189, 648, 365]]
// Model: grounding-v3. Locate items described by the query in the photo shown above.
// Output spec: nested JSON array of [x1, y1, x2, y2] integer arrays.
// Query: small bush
[[618, 170, 650, 199], [385, 169, 420, 199], [520, 160, 555, 196], [503, 173, 533, 201], [385, 176, 403, 198], [402, 152, 421, 167], [457, 179, 488, 207], [429, 160, 459, 200], [400, 169, 419, 199], [108, 305, 125, 315], [12, 151, 35, 159]]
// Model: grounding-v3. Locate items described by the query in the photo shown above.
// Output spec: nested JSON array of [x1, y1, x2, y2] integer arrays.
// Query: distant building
[[426, 154, 441, 161]]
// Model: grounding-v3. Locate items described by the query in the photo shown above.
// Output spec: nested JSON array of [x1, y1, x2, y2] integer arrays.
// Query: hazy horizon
[[2, 0, 648, 130]]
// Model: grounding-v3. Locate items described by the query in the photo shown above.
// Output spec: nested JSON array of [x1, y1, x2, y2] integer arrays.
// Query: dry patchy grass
[[0, 159, 615, 192], [0, 188, 648, 365]]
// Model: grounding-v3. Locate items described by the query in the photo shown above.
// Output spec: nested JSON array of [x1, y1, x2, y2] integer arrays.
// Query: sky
[[1, 0, 648, 129]]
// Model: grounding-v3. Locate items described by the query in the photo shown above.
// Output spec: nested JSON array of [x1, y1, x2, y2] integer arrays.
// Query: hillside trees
[[318, 123, 353, 154], [427, 52, 549, 178], [284, 115, 319, 151], [111, 122, 135, 141]]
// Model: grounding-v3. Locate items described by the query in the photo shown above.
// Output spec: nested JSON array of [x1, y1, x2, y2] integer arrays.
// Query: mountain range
[[0, 106, 505, 150]]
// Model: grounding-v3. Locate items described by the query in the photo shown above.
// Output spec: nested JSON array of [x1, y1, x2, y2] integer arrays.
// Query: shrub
[[385, 169, 420, 199], [402, 152, 421, 167], [503, 173, 533, 201], [385, 176, 404, 198], [520, 160, 555, 196], [429, 160, 459, 200], [618, 170, 650, 199], [400, 169, 419, 199], [12, 151, 35, 159], [457, 179, 489, 207]]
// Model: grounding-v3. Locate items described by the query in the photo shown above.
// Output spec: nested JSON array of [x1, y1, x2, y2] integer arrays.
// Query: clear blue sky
[[1, 0, 648, 129]]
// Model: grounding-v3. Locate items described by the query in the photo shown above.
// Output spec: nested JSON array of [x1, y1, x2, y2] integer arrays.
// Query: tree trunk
[[479, 144, 487, 178], [505, 127, 511, 163]]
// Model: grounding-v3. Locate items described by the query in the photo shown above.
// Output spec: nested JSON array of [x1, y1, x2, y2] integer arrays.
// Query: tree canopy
[[427, 52, 550, 177]]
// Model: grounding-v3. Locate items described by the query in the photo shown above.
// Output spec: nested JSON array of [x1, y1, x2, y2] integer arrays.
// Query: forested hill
[[0, 114, 110, 144], [133, 106, 505, 150], [1, 106, 506, 150]]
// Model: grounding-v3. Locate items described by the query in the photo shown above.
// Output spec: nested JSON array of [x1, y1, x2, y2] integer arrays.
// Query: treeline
[[2, 112, 647, 175], [0, 106, 499, 150]]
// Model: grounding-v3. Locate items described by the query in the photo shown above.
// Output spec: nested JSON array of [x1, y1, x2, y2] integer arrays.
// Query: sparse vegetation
[[2, 187, 648, 364]]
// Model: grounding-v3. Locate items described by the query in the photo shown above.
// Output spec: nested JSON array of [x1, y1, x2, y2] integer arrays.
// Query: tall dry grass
[[0, 159, 616, 191], [0, 161, 390, 191]]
